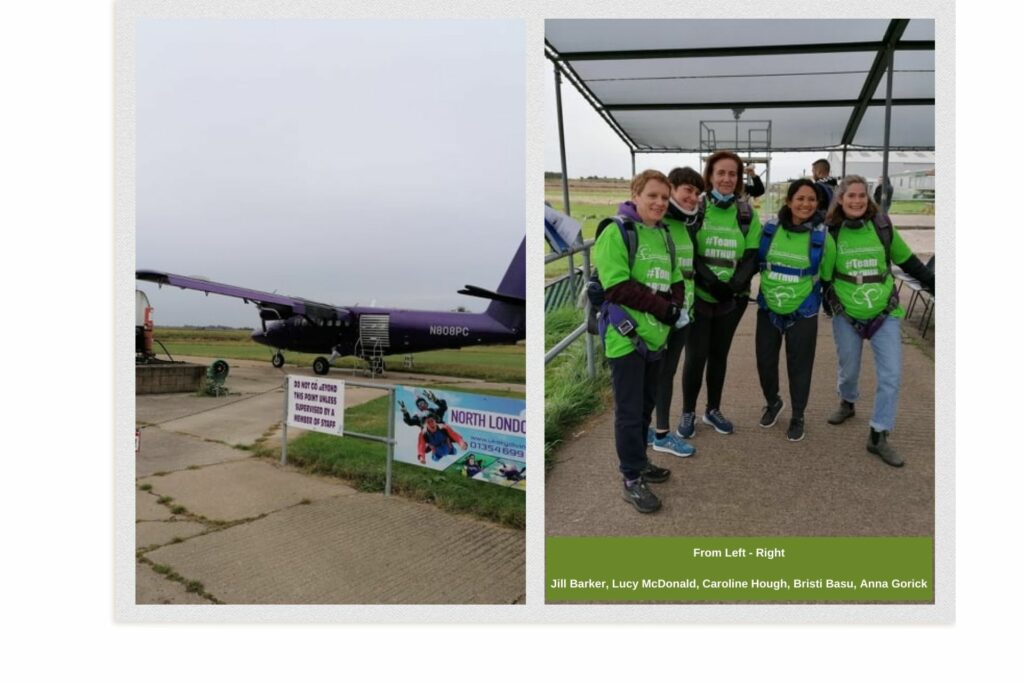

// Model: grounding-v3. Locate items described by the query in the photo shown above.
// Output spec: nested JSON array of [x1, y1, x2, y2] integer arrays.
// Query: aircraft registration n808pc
[[137, 237, 524, 375]]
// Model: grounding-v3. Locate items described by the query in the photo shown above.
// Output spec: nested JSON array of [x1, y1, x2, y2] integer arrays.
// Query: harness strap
[[833, 271, 887, 285]]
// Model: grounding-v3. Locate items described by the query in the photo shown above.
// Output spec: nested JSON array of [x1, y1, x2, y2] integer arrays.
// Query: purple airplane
[[137, 237, 525, 375]]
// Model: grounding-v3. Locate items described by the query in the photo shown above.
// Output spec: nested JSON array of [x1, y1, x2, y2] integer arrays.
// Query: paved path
[[136, 359, 524, 605], [546, 286, 935, 538]]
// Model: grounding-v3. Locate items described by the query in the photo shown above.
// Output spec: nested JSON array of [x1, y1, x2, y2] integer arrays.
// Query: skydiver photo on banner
[[395, 386, 526, 490]]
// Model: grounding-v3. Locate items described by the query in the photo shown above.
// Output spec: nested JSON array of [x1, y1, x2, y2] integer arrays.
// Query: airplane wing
[[136, 270, 345, 321]]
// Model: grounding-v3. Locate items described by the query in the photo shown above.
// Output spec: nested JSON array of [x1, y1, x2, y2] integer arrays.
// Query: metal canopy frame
[[545, 19, 935, 155]]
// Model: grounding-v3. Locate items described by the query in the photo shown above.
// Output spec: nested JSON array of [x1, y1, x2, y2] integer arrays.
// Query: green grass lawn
[[153, 327, 525, 383], [267, 395, 525, 529], [544, 307, 611, 467]]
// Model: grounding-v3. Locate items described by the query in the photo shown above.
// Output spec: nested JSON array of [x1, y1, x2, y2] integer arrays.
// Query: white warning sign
[[286, 375, 345, 436]]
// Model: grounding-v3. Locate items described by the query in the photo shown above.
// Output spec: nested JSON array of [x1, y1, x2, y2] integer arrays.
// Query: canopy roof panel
[[546, 18, 935, 153]]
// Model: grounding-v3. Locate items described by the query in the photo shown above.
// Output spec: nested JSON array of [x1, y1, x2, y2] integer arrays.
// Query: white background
[[1, 0, 1016, 680]]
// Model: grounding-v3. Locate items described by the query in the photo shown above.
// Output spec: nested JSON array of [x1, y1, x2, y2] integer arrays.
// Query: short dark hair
[[702, 151, 745, 197], [667, 166, 704, 192], [812, 158, 830, 172]]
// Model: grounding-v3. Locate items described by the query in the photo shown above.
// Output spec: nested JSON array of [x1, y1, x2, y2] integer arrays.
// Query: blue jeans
[[831, 315, 902, 432]]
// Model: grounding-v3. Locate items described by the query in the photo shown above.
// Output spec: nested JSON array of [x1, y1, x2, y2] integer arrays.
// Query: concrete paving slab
[[546, 304, 935, 538], [136, 490, 174, 521], [156, 390, 286, 446], [138, 459, 356, 522], [136, 562, 215, 605], [137, 520, 208, 549], [136, 428, 251, 478], [146, 494, 525, 604]]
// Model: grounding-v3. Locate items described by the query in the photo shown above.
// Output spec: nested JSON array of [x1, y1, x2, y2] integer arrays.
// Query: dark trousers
[[755, 308, 818, 416], [609, 351, 661, 480], [682, 301, 747, 413], [654, 325, 689, 431]]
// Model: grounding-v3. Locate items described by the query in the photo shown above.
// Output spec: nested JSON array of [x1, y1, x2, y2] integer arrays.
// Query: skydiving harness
[[756, 221, 828, 331], [823, 213, 900, 339], [586, 215, 676, 360], [691, 194, 754, 270]]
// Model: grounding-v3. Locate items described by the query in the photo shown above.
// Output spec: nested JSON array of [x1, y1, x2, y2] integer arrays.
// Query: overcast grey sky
[[136, 19, 524, 327]]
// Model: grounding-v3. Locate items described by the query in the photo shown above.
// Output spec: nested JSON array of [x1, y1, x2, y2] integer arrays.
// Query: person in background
[[821, 175, 934, 467], [649, 166, 702, 458], [744, 164, 765, 198], [873, 176, 894, 208], [755, 179, 835, 442], [811, 158, 838, 216], [678, 151, 761, 439], [593, 169, 687, 513]]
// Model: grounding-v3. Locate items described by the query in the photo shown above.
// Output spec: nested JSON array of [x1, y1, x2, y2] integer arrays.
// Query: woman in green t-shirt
[[679, 151, 761, 439], [820, 175, 934, 467], [593, 170, 687, 513], [755, 179, 835, 442]]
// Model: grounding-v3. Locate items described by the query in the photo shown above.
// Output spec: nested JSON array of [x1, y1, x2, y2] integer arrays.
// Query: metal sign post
[[280, 375, 396, 496]]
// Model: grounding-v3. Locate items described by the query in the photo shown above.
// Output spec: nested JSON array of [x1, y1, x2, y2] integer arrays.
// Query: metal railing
[[544, 238, 596, 378]]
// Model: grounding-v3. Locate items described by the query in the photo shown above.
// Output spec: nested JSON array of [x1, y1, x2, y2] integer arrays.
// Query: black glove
[[709, 279, 734, 302], [660, 304, 681, 326]]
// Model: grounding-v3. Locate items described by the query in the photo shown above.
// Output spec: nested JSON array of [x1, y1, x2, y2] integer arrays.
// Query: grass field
[[543, 306, 611, 467], [544, 179, 934, 279], [152, 327, 525, 383], [259, 391, 526, 529]]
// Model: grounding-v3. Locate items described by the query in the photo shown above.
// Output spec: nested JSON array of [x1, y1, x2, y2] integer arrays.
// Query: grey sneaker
[[760, 397, 785, 428], [828, 400, 856, 425], [622, 478, 662, 513], [867, 429, 904, 467]]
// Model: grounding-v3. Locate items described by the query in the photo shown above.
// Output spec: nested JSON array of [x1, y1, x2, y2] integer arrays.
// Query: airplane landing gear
[[312, 356, 331, 375], [271, 352, 285, 368]]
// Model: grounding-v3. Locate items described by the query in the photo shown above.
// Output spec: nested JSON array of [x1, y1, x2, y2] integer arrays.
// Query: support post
[[881, 45, 894, 212], [280, 376, 289, 465], [385, 386, 395, 496]]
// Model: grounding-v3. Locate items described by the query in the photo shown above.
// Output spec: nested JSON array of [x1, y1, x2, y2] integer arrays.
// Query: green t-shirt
[[758, 226, 836, 315], [821, 219, 913, 320], [593, 219, 682, 359], [661, 214, 696, 317], [693, 200, 762, 302]]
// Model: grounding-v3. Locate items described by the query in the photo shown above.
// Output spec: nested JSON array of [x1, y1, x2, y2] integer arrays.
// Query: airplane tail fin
[[457, 236, 525, 340]]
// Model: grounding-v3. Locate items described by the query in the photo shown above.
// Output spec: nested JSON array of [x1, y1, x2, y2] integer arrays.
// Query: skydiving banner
[[393, 385, 526, 491]]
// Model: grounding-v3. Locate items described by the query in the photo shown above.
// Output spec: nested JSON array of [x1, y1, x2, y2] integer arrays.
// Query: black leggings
[[682, 301, 747, 413], [754, 309, 818, 416], [654, 325, 688, 431]]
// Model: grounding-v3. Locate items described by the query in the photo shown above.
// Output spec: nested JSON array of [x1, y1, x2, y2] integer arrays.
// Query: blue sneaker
[[652, 432, 696, 457], [703, 408, 734, 435], [676, 412, 696, 439], [646, 427, 655, 447]]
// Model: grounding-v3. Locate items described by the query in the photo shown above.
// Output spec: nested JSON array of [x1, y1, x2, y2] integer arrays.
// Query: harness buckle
[[615, 318, 636, 336]]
